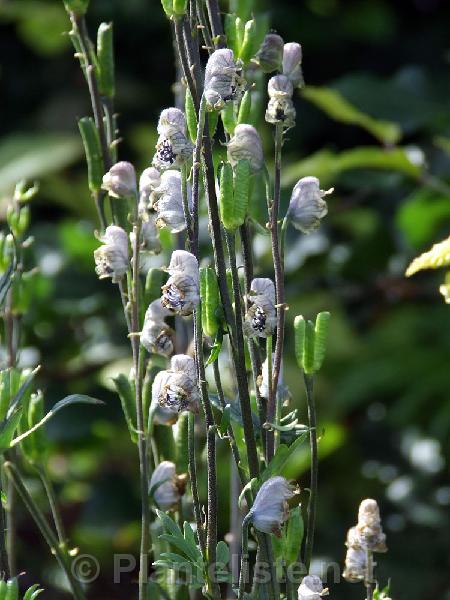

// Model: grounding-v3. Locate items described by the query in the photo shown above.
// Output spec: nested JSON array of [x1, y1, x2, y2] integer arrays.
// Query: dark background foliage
[[1, 0, 449, 598]]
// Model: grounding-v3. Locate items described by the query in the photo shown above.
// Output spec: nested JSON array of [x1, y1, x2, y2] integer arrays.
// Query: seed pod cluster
[[294, 312, 330, 374], [219, 159, 250, 231]]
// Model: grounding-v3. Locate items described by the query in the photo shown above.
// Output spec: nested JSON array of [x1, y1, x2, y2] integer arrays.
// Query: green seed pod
[[303, 320, 316, 375], [113, 374, 138, 443], [239, 19, 258, 63], [235, 17, 245, 53], [221, 102, 236, 135], [78, 117, 104, 194], [0, 580, 6, 598], [175, 412, 189, 473], [219, 162, 235, 230], [237, 90, 252, 125], [23, 391, 47, 464], [230, 0, 253, 21], [160, 0, 174, 17], [17, 205, 30, 236], [63, 0, 89, 15], [232, 159, 250, 228], [185, 89, 198, 143], [5, 577, 18, 600], [154, 424, 176, 461], [224, 14, 238, 56], [313, 311, 330, 372], [145, 268, 167, 306], [200, 267, 221, 338], [294, 315, 305, 370], [173, 0, 188, 16], [208, 110, 219, 138], [96, 22, 115, 99]]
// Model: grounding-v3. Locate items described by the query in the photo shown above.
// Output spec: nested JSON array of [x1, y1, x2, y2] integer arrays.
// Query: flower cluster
[[153, 107, 193, 170], [243, 278, 277, 338], [152, 354, 200, 415], [94, 225, 129, 283], [343, 498, 387, 583], [141, 299, 174, 357], [288, 176, 333, 234], [249, 476, 295, 537], [161, 250, 199, 316], [204, 48, 245, 110]]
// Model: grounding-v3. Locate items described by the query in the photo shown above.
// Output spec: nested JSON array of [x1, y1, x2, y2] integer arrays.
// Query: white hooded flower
[[254, 32, 284, 73], [249, 476, 294, 537], [161, 250, 200, 316], [298, 575, 329, 600], [243, 278, 277, 338], [283, 42, 304, 88], [102, 161, 137, 198], [149, 461, 182, 511], [153, 108, 193, 170], [343, 545, 366, 583], [94, 226, 129, 283], [355, 499, 387, 552], [265, 75, 296, 129], [288, 176, 333, 234], [139, 166, 161, 213], [204, 48, 245, 110], [152, 354, 200, 414], [152, 170, 190, 233], [227, 124, 264, 173], [141, 300, 173, 356]]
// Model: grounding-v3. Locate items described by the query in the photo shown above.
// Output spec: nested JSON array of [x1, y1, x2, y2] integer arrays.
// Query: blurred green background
[[1, 0, 449, 598]]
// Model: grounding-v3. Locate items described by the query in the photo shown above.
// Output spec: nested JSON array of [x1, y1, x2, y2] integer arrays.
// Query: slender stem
[[0, 480, 10, 579], [4, 462, 86, 600], [181, 164, 193, 251], [174, 18, 198, 102], [187, 412, 206, 555], [365, 547, 374, 600], [37, 467, 66, 545], [266, 123, 286, 462], [205, 0, 225, 47], [224, 231, 260, 480], [238, 515, 251, 600], [195, 0, 214, 52], [130, 217, 151, 600], [303, 374, 317, 573]]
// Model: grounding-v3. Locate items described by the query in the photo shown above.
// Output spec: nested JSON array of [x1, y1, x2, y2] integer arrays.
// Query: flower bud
[[288, 176, 333, 234], [141, 300, 174, 356], [102, 161, 137, 198], [149, 461, 184, 511], [265, 75, 296, 129], [298, 575, 329, 600], [254, 33, 284, 73], [243, 278, 277, 338], [204, 49, 245, 111], [94, 226, 129, 283], [283, 42, 304, 88], [153, 170, 190, 233], [227, 124, 264, 173], [152, 354, 200, 414], [161, 250, 199, 316], [249, 476, 294, 536]]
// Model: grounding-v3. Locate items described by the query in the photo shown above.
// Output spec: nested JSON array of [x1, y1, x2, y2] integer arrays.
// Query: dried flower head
[[283, 42, 304, 88], [153, 108, 193, 170], [152, 354, 200, 414], [243, 278, 277, 338], [265, 75, 296, 129], [152, 170, 190, 233], [288, 176, 333, 234], [94, 226, 129, 283], [141, 300, 174, 356], [227, 124, 264, 173], [161, 251, 199, 316], [149, 461, 184, 511], [204, 48, 245, 110], [249, 476, 294, 536], [298, 575, 329, 600], [102, 161, 137, 198], [254, 32, 284, 73]]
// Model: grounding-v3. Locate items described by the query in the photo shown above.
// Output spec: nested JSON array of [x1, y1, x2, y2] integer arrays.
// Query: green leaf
[[284, 506, 304, 565], [23, 585, 44, 600], [113, 374, 138, 443], [397, 189, 450, 247], [302, 85, 401, 145], [216, 540, 230, 566], [0, 134, 82, 196], [218, 404, 232, 437], [9, 394, 103, 449], [156, 511, 201, 564], [282, 146, 423, 189], [260, 433, 308, 482], [0, 409, 23, 454]]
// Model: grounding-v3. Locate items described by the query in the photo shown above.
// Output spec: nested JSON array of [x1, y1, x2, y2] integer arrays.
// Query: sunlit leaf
[[405, 235, 450, 277]]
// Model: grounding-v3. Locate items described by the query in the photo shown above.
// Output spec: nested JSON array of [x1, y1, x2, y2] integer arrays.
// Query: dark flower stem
[[0, 481, 10, 579], [205, 0, 226, 47], [303, 373, 318, 573], [187, 412, 206, 555], [365, 547, 375, 600], [266, 122, 286, 462]]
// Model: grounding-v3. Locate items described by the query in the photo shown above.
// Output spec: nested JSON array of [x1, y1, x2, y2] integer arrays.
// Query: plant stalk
[[303, 374, 318, 572]]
